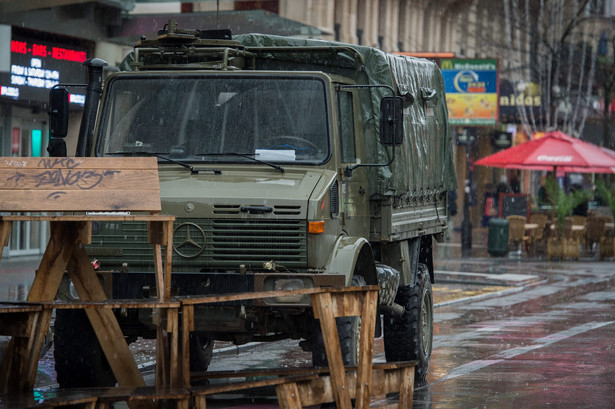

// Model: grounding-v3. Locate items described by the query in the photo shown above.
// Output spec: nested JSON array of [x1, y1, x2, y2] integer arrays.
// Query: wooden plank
[[153, 243, 166, 302], [276, 382, 303, 409], [163, 222, 174, 301], [397, 366, 414, 409], [168, 308, 181, 386], [23, 310, 53, 390], [191, 374, 318, 396], [0, 391, 99, 409], [95, 385, 191, 402], [44, 299, 180, 309], [193, 367, 321, 381], [310, 291, 352, 409], [327, 290, 364, 318], [0, 220, 11, 249], [292, 365, 416, 407], [182, 305, 194, 387], [0, 191, 161, 212], [1, 215, 175, 222], [0, 303, 43, 314], [191, 361, 414, 382], [0, 156, 161, 213], [0, 157, 159, 170], [178, 285, 379, 306], [355, 289, 378, 409], [0, 170, 160, 191], [294, 374, 339, 407]]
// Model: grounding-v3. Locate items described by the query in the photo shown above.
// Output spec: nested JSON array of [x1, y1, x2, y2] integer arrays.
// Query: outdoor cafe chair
[[506, 215, 528, 253], [584, 215, 606, 256], [527, 213, 548, 255]]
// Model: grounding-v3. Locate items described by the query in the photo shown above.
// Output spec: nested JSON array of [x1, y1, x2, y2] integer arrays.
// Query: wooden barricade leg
[[397, 366, 415, 409], [0, 220, 12, 262], [193, 395, 208, 409], [355, 289, 378, 409], [147, 220, 174, 301], [168, 307, 181, 385], [181, 305, 195, 388], [0, 221, 79, 393], [310, 291, 353, 409]]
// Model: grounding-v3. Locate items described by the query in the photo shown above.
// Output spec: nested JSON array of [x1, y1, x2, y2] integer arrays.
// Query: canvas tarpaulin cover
[[235, 34, 456, 199]]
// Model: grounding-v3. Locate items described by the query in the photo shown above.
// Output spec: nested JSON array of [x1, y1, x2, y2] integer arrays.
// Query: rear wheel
[[311, 275, 365, 367], [54, 309, 116, 388], [189, 332, 214, 372], [383, 263, 433, 385]]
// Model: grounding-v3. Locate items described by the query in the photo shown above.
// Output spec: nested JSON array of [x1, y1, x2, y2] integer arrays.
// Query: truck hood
[[158, 166, 330, 218]]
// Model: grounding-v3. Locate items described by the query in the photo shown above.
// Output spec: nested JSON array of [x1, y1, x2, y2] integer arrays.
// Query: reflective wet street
[[2, 242, 615, 408], [424, 248, 615, 408]]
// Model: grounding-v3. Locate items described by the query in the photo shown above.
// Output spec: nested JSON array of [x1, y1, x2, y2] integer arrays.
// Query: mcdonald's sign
[[440, 59, 499, 126]]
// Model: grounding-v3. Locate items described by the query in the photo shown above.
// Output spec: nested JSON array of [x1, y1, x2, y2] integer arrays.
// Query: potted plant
[[595, 181, 615, 220], [544, 176, 591, 260], [595, 181, 615, 259]]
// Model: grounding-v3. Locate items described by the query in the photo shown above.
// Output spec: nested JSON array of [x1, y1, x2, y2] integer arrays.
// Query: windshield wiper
[[197, 152, 284, 173], [106, 151, 222, 175]]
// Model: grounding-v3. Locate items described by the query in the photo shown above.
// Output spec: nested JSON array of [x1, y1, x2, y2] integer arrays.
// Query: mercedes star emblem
[[173, 222, 206, 258]]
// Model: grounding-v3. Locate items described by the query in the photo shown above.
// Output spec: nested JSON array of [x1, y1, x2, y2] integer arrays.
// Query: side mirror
[[379, 96, 404, 146], [49, 88, 69, 138]]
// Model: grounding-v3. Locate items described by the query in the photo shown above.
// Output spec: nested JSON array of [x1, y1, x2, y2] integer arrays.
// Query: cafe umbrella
[[473, 131, 615, 174], [474, 131, 615, 258]]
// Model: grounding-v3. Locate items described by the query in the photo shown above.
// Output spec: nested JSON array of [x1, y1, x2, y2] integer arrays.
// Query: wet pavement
[[2, 234, 615, 407]]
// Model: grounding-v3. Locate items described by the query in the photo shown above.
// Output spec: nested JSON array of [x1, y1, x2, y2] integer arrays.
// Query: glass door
[[5, 125, 48, 257]]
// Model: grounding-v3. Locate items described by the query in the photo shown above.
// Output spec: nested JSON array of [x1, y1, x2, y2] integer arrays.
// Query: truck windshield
[[97, 74, 330, 164]]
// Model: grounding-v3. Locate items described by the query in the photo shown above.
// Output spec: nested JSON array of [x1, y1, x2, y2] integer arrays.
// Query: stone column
[[280, 0, 335, 40], [357, 0, 380, 47], [378, 0, 400, 51], [334, 0, 358, 44]]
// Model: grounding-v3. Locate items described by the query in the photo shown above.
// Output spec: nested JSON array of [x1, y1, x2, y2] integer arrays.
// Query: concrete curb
[[435, 270, 542, 287]]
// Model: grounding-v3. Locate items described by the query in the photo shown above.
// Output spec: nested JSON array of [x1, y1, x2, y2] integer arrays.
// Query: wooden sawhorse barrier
[[189, 361, 416, 409], [0, 157, 186, 409], [180, 286, 415, 409]]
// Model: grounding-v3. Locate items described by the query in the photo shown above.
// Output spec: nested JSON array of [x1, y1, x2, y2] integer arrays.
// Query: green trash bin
[[488, 218, 509, 257]]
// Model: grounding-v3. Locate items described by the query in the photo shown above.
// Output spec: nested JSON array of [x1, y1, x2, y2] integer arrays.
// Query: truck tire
[[383, 263, 433, 385], [189, 333, 214, 372], [54, 309, 116, 388], [311, 275, 364, 368]]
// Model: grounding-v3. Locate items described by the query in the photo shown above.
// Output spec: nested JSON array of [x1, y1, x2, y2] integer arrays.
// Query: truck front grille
[[88, 218, 307, 272]]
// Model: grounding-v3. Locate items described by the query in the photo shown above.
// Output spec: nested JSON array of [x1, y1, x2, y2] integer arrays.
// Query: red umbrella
[[474, 131, 615, 174]]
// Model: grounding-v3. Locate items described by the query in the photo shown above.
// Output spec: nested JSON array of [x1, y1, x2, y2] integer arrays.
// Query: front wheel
[[311, 275, 365, 368], [383, 263, 433, 385]]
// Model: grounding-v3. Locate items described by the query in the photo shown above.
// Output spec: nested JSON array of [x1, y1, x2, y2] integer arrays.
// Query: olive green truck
[[49, 21, 456, 388]]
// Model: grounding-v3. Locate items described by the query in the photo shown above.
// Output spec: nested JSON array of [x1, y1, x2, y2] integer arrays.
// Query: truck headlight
[[272, 278, 310, 303]]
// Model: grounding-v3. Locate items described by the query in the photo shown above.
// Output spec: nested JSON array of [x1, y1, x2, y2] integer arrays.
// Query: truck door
[[337, 89, 369, 236]]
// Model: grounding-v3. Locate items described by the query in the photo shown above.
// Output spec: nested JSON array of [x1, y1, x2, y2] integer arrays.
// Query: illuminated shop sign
[[441, 59, 499, 126], [0, 30, 89, 105]]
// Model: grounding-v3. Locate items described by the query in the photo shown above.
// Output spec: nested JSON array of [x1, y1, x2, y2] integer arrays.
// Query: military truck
[[49, 20, 456, 388]]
